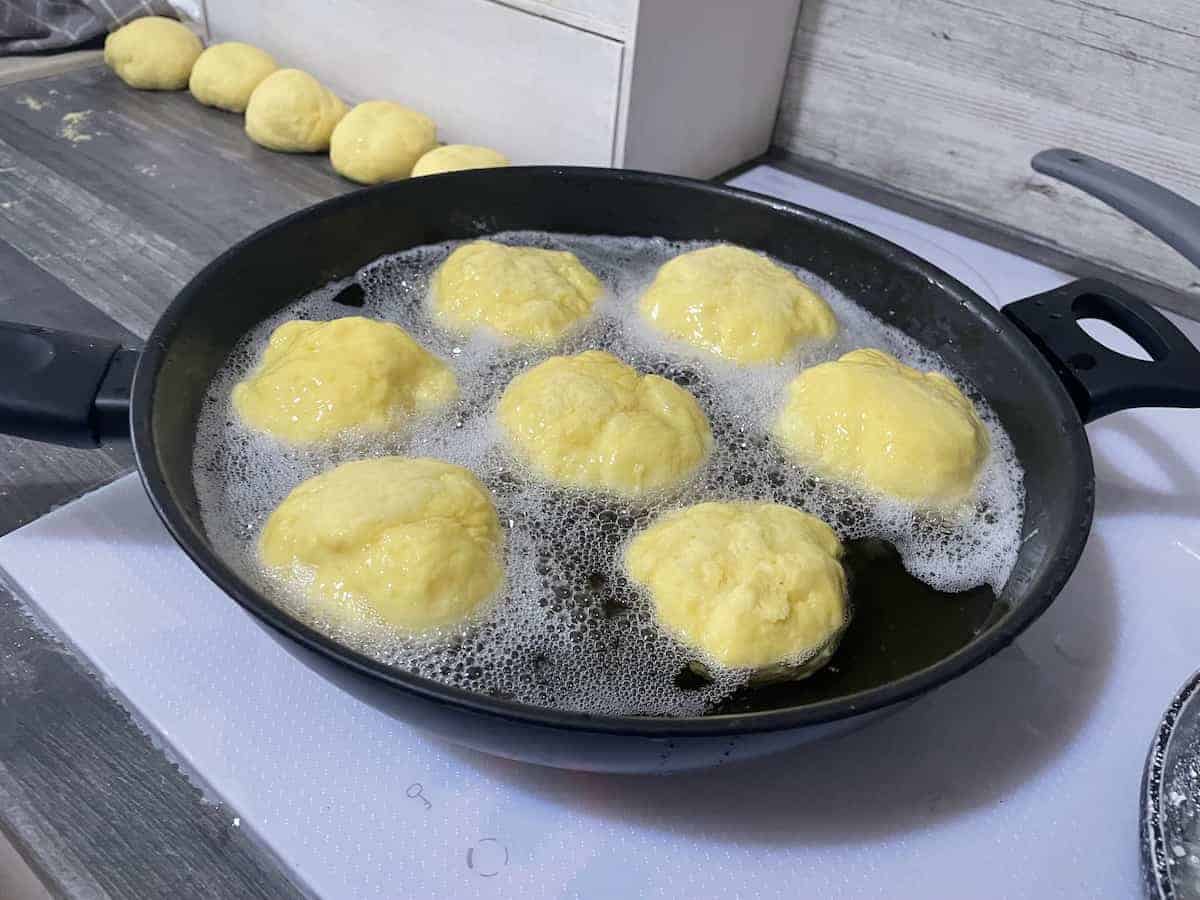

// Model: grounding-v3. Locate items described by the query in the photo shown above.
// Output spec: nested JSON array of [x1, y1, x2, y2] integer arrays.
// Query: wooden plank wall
[[773, 0, 1200, 307]]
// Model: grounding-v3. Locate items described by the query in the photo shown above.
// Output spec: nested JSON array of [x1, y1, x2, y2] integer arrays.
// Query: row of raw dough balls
[[103, 16, 509, 183], [237, 242, 991, 674]]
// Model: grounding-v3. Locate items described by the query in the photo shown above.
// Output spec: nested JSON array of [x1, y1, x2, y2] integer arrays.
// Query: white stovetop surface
[[3, 164, 1200, 899]]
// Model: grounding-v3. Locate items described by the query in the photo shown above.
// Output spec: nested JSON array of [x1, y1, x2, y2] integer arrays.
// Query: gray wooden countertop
[[0, 62, 355, 899]]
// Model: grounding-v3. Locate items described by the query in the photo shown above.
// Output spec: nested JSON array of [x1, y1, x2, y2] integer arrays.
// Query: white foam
[[192, 233, 1026, 717]]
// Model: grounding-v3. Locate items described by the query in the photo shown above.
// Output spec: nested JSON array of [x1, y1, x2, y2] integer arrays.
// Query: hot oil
[[192, 232, 1026, 718], [710, 539, 1005, 715]]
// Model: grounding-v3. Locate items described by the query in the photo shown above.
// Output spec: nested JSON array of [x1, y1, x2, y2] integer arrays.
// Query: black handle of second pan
[[0, 321, 136, 447], [1001, 149, 1200, 423]]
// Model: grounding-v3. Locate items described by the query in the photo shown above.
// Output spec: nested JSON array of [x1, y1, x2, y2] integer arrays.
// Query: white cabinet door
[[206, 0, 624, 166]]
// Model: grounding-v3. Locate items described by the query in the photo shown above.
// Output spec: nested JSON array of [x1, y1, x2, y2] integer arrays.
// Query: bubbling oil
[[192, 233, 1026, 717]]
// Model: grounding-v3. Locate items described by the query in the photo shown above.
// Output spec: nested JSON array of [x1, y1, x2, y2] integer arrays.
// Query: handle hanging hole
[[1076, 317, 1154, 362]]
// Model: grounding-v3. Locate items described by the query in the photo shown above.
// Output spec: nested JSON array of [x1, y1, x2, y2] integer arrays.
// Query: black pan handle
[[1003, 280, 1200, 423], [0, 321, 136, 447], [1032, 149, 1200, 274], [1002, 150, 1200, 423]]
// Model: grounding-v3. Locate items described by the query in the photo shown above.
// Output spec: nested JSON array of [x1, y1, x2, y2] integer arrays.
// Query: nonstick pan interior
[[132, 168, 1091, 732]]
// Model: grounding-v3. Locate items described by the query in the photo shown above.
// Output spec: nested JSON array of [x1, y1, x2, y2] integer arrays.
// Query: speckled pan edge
[[1143, 668, 1200, 899]]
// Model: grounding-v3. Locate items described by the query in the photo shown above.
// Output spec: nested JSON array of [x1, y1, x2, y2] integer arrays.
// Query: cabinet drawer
[[206, 0, 624, 166]]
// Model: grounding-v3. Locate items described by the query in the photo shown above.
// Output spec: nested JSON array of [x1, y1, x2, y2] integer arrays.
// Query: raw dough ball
[[412, 144, 509, 177], [773, 348, 990, 506], [625, 502, 847, 669], [260, 457, 504, 633], [498, 350, 711, 497], [330, 101, 437, 184], [104, 16, 202, 91], [244, 69, 347, 152], [188, 42, 278, 113], [431, 240, 603, 344], [232, 316, 457, 444], [638, 244, 837, 364]]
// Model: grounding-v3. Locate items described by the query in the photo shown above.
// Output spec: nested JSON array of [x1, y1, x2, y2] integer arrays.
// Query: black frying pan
[[2, 152, 1199, 773]]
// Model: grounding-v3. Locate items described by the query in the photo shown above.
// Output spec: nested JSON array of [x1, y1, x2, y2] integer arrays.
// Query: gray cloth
[[1, 1, 179, 56]]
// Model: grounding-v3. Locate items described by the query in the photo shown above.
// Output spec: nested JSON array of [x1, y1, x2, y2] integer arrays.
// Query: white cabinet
[[204, 0, 801, 178]]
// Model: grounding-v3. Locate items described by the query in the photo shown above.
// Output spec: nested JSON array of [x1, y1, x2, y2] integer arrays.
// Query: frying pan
[[3, 150, 1199, 773]]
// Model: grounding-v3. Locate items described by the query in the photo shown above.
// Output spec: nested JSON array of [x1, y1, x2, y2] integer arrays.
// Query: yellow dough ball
[[260, 457, 504, 633], [188, 42, 278, 113], [330, 101, 437, 185], [773, 348, 990, 506], [412, 144, 509, 177], [625, 502, 847, 669], [232, 317, 457, 444], [245, 69, 347, 152], [638, 244, 837, 364], [431, 240, 603, 344], [497, 350, 711, 497], [104, 17, 202, 91]]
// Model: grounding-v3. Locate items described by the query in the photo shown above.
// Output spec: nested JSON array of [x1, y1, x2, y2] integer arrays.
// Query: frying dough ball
[[232, 316, 457, 444], [773, 348, 989, 506], [498, 350, 711, 497], [188, 42, 278, 113], [638, 244, 837, 364], [330, 101, 437, 184], [412, 144, 509, 176], [625, 502, 847, 669], [245, 69, 347, 152], [431, 240, 603, 344], [104, 17, 202, 91], [260, 457, 504, 633]]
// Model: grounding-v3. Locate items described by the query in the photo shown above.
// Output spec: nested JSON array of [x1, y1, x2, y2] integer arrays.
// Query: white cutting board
[[3, 165, 1200, 898]]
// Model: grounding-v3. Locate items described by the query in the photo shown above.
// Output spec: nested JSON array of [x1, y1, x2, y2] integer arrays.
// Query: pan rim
[[130, 166, 1095, 739]]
